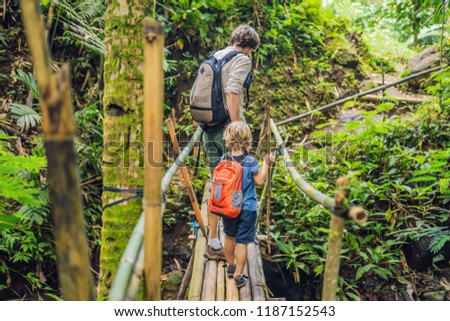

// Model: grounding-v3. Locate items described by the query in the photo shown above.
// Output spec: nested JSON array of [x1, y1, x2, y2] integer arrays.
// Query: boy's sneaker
[[234, 274, 248, 288], [226, 264, 236, 278], [204, 245, 226, 260]]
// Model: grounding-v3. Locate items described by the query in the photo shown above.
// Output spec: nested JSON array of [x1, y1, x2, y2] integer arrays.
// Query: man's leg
[[203, 126, 227, 259]]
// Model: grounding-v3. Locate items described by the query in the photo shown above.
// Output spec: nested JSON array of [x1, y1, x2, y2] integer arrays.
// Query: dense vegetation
[[0, 0, 448, 300]]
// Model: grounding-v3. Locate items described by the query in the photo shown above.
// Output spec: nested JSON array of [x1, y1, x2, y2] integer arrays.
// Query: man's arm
[[224, 55, 251, 122], [226, 92, 241, 122]]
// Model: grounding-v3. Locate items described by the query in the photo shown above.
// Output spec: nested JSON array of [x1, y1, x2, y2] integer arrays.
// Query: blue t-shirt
[[229, 153, 260, 212]]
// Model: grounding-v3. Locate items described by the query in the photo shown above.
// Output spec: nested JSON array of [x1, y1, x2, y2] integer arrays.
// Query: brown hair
[[229, 25, 260, 50], [223, 121, 253, 151]]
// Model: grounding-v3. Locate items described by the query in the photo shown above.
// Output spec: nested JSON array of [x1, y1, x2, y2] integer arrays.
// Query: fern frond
[[8, 103, 42, 130], [54, 0, 105, 55], [12, 70, 39, 99]]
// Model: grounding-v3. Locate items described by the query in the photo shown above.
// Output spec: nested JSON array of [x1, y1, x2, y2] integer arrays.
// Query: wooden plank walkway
[[188, 180, 268, 301]]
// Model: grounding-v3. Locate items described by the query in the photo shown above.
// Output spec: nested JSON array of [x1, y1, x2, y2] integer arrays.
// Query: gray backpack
[[190, 50, 244, 129]]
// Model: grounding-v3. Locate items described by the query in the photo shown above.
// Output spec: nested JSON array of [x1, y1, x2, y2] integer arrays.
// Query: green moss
[[98, 1, 151, 299]]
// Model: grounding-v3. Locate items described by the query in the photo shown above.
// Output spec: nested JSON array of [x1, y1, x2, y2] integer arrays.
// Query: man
[[203, 25, 260, 260]]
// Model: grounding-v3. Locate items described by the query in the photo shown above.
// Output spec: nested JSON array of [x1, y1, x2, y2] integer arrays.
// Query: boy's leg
[[224, 235, 236, 267], [233, 210, 257, 281], [235, 243, 248, 276]]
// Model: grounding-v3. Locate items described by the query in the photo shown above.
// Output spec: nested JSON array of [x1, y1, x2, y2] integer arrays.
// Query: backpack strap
[[193, 131, 204, 177], [243, 72, 253, 109], [219, 50, 242, 68]]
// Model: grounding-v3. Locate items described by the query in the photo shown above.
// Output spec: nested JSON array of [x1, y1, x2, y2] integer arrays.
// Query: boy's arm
[[253, 154, 275, 186]]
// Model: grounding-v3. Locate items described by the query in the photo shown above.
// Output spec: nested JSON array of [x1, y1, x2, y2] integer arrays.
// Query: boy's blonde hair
[[223, 121, 252, 151]]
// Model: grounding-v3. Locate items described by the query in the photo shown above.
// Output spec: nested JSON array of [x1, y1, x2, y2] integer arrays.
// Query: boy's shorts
[[223, 210, 257, 244]]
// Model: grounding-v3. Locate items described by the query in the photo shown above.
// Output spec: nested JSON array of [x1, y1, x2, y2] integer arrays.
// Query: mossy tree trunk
[[98, 1, 150, 298]]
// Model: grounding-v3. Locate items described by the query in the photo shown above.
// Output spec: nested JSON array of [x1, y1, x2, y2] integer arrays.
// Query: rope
[[102, 187, 166, 209]]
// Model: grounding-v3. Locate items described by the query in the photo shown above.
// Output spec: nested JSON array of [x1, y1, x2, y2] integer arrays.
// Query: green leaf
[[345, 121, 361, 131], [355, 263, 375, 280], [407, 176, 437, 183]]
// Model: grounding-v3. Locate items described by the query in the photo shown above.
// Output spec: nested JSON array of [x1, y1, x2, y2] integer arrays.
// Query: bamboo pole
[[188, 181, 210, 300], [216, 219, 226, 301], [143, 18, 164, 301], [19, 0, 94, 300], [271, 119, 368, 222], [247, 242, 267, 301], [322, 177, 348, 301], [188, 236, 207, 300], [109, 128, 202, 300], [216, 261, 225, 301], [226, 277, 239, 301], [265, 106, 272, 254], [276, 65, 444, 126], [202, 260, 218, 300], [167, 118, 207, 237], [176, 254, 194, 300], [271, 119, 335, 209]]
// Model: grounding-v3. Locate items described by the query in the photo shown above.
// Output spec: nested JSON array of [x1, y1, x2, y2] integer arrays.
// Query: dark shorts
[[223, 210, 257, 244]]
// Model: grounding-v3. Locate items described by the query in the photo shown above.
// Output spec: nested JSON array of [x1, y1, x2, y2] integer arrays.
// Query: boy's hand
[[264, 153, 276, 166]]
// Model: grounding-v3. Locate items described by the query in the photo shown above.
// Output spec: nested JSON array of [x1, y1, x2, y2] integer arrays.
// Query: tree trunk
[[98, 1, 150, 298]]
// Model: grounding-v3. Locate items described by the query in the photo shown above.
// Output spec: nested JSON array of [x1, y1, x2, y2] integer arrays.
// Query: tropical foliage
[[0, 0, 448, 300]]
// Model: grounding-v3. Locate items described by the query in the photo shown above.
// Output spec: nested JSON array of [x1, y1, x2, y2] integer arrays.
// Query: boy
[[221, 121, 275, 287]]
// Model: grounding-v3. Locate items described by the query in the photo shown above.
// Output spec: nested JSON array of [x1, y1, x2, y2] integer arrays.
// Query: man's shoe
[[234, 274, 248, 288], [204, 245, 226, 260]]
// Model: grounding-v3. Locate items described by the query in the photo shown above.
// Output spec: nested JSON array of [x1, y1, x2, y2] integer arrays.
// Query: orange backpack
[[208, 155, 244, 218]]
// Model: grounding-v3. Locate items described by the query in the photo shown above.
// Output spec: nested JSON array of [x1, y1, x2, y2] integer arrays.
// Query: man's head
[[229, 25, 260, 51], [224, 121, 253, 152]]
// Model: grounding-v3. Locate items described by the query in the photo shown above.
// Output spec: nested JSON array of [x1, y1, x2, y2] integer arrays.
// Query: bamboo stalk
[[216, 261, 225, 301], [265, 106, 272, 254], [271, 119, 368, 224], [276, 65, 444, 126], [176, 254, 194, 300], [188, 181, 210, 300], [167, 118, 207, 237], [322, 177, 348, 301], [247, 242, 266, 301], [143, 18, 164, 301], [125, 243, 144, 300], [188, 236, 207, 300], [226, 277, 239, 301], [271, 119, 335, 209], [362, 94, 429, 104], [20, 0, 94, 300], [202, 260, 217, 301], [109, 129, 202, 300]]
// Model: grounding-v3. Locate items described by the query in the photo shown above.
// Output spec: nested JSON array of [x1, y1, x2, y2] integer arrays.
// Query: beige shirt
[[213, 46, 252, 121]]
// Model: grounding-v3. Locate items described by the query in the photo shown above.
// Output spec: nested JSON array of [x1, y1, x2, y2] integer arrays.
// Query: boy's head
[[223, 121, 252, 152], [229, 25, 260, 50]]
